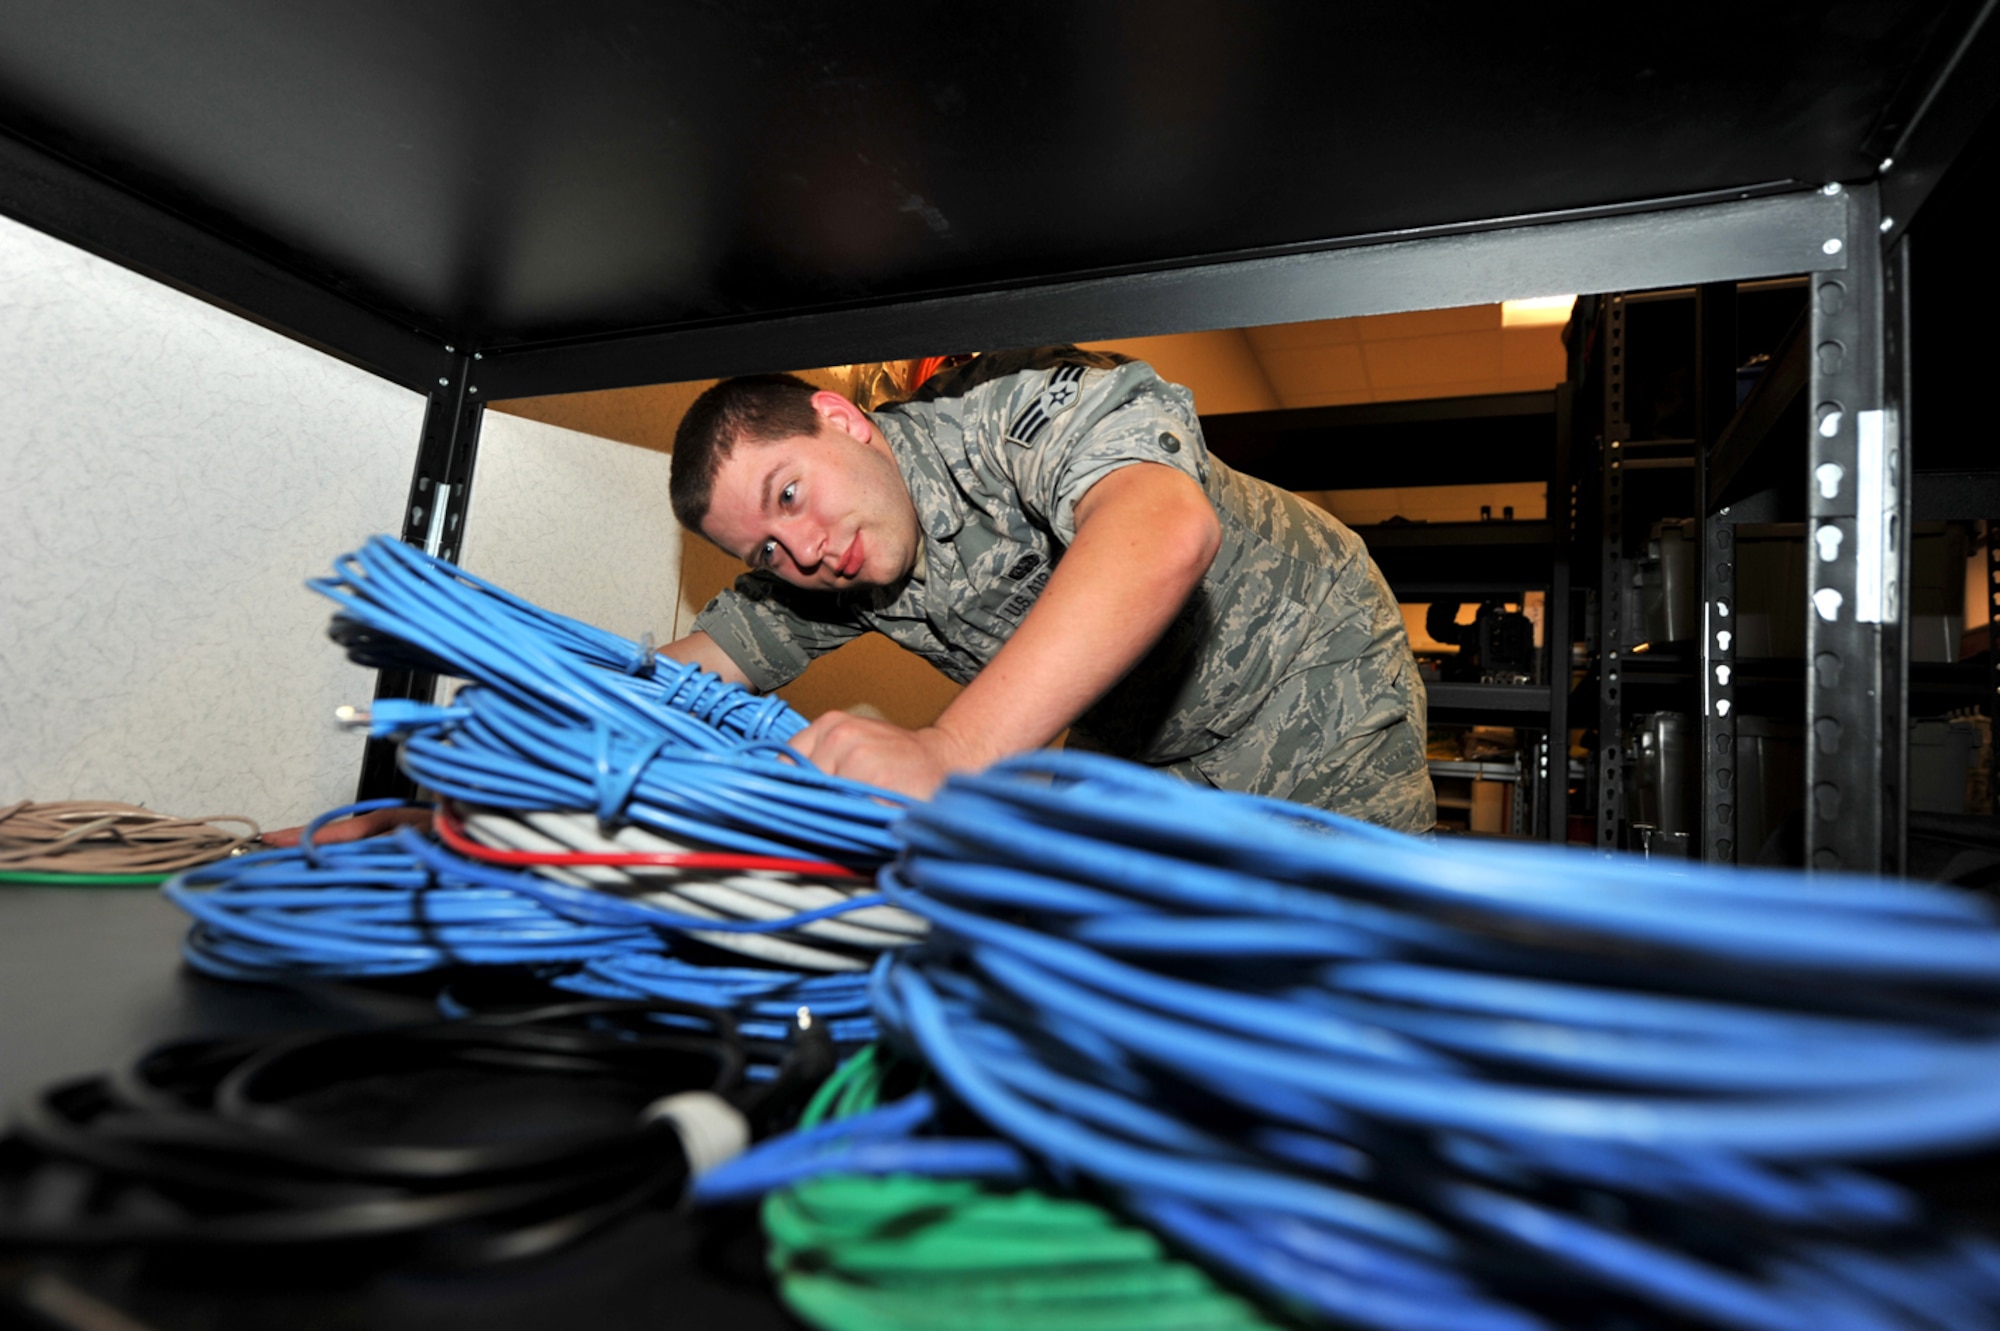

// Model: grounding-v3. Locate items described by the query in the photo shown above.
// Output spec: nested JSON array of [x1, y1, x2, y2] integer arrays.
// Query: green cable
[[0, 869, 171, 888], [761, 1046, 1288, 1331]]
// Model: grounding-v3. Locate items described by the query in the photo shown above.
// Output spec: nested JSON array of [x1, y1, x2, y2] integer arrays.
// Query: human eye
[[756, 538, 778, 567], [779, 482, 798, 508]]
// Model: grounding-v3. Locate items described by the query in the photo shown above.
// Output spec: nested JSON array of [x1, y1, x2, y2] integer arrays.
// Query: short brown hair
[[669, 374, 822, 532]]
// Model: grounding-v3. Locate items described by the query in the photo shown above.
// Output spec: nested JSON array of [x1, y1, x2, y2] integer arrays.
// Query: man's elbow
[[1167, 491, 1223, 584]]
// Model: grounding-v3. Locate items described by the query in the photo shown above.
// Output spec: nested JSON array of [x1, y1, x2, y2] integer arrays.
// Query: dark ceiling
[[0, 2, 1969, 351]]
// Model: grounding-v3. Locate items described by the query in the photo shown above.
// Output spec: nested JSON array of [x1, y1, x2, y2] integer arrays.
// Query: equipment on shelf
[[1425, 599, 1534, 684]]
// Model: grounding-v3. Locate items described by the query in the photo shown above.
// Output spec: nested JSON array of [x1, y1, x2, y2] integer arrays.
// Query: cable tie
[[630, 632, 657, 676], [333, 705, 371, 731], [593, 723, 673, 828], [642, 1091, 750, 1177]]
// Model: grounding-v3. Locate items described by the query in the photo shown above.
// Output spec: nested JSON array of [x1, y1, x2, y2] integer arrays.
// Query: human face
[[700, 401, 921, 592]]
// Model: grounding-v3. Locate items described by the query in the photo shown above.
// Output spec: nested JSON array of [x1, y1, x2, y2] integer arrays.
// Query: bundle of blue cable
[[311, 533, 801, 744], [166, 811, 884, 1051], [866, 750, 2000, 1331], [167, 537, 918, 1056]]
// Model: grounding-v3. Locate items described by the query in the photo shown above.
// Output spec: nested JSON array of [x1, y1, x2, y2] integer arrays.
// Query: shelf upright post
[[1696, 282, 1740, 863], [1882, 233, 1914, 872], [1545, 380, 1575, 842], [1596, 297, 1630, 849], [1988, 519, 2000, 809], [356, 349, 486, 803], [1804, 184, 1901, 874]]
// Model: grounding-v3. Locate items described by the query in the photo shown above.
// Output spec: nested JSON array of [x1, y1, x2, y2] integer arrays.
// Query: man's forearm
[[928, 463, 1220, 764], [661, 629, 753, 688]]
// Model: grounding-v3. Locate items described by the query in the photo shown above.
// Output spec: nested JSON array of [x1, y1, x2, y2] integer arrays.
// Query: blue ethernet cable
[[376, 687, 904, 865], [311, 535, 800, 744], [860, 751, 2000, 1331]]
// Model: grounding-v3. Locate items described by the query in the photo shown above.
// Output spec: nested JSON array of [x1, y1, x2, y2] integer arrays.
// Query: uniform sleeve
[[688, 572, 866, 693], [990, 356, 1210, 547]]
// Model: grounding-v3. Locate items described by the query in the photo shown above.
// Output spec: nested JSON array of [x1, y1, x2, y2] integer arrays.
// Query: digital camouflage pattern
[[692, 348, 1435, 833]]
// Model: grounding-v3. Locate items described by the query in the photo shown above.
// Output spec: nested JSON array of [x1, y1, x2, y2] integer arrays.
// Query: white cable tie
[[641, 1091, 750, 1177]]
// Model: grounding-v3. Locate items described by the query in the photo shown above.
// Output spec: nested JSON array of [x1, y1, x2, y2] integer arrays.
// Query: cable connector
[[337, 699, 470, 739], [641, 1092, 750, 1178]]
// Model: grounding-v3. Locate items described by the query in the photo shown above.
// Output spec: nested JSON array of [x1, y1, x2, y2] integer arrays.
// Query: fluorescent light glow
[[1501, 295, 1577, 327]]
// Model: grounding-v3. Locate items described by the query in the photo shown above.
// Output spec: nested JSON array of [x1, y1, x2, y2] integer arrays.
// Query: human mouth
[[838, 537, 865, 579]]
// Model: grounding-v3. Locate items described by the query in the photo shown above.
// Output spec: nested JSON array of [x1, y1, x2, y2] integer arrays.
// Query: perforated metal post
[[1803, 186, 1897, 874], [1881, 234, 1914, 873], [1697, 282, 1740, 863], [356, 350, 485, 802], [1597, 297, 1629, 849]]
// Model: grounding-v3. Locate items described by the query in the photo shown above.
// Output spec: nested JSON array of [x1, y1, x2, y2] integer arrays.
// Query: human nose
[[778, 516, 827, 570]]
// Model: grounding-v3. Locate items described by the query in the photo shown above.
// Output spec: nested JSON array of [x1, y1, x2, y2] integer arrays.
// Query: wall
[[455, 411, 684, 661], [0, 213, 424, 829]]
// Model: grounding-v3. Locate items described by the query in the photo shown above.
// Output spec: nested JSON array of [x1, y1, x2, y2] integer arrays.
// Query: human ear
[[811, 390, 873, 443]]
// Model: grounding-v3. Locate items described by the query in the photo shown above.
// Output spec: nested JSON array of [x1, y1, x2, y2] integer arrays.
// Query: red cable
[[432, 802, 864, 879]]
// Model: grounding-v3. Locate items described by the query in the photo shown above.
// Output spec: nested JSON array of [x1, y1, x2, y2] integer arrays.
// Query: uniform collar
[[875, 409, 967, 545]]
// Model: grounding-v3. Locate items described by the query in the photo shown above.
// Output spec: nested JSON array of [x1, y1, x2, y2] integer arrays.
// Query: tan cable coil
[[0, 801, 261, 874]]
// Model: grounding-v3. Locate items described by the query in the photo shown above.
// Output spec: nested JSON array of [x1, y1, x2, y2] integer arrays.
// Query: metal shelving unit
[[1205, 394, 1573, 841], [1581, 183, 2000, 872], [2, 4, 1996, 864]]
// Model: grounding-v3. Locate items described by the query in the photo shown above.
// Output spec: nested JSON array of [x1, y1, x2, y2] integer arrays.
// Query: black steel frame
[[354, 354, 486, 802], [12, 53, 1997, 861]]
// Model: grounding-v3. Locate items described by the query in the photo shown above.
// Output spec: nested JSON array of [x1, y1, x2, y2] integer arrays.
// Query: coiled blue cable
[[163, 808, 887, 1058], [311, 535, 800, 744], [376, 686, 904, 865], [865, 751, 2000, 1331]]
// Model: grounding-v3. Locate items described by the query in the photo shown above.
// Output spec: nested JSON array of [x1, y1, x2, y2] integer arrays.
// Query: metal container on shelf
[[1625, 711, 1693, 840], [1909, 718, 1978, 815], [1734, 534, 1807, 659], [1639, 520, 1697, 645], [1734, 716, 1804, 864]]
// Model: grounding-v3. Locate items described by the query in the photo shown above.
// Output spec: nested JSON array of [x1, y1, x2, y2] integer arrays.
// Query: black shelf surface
[[1912, 660, 2000, 701], [1913, 470, 2000, 520], [1356, 520, 1555, 588], [1203, 392, 1556, 493], [1425, 682, 1552, 716], [1708, 308, 1808, 513]]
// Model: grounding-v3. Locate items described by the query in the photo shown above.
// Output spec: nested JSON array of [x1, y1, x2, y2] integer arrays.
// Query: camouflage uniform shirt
[[691, 348, 1435, 832]]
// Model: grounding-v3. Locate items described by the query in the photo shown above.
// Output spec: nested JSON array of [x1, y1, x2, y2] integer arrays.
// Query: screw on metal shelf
[[1823, 238, 1843, 255], [438, 377, 449, 386], [470, 386, 479, 394], [474, 353, 484, 360], [1821, 182, 1843, 196], [1879, 157, 1894, 173], [445, 345, 455, 353], [1880, 217, 1895, 233]]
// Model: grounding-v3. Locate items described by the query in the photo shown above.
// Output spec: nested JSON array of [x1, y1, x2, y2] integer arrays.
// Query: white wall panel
[[0, 213, 424, 829], [456, 412, 681, 655]]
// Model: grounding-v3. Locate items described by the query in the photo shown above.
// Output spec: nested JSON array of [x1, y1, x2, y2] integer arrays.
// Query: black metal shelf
[[1202, 391, 1556, 493], [1354, 520, 1556, 587], [1707, 309, 1808, 514], [1424, 683, 1552, 716]]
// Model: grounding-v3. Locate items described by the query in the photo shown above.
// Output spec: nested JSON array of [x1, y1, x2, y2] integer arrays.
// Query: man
[[664, 347, 1434, 832]]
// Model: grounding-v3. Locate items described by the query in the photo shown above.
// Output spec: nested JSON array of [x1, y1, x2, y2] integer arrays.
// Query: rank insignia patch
[[1005, 364, 1088, 447]]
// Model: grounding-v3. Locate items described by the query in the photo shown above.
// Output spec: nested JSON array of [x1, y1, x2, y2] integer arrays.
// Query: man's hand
[[790, 711, 979, 800]]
